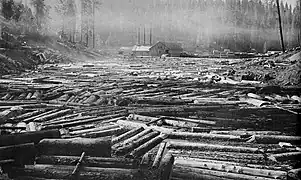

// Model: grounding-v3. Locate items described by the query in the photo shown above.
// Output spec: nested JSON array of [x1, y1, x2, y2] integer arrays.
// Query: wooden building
[[132, 42, 183, 57]]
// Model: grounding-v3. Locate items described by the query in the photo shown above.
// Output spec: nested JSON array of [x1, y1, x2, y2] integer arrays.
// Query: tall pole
[[92, 0, 95, 48], [143, 27, 146, 45], [138, 27, 140, 45], [276, 0, 285, 52], [150, 27, 152, 45]]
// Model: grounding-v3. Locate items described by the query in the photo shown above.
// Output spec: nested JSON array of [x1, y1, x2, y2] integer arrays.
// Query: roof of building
[[157, 42, 183, 50], [132, 45, 151, 52]]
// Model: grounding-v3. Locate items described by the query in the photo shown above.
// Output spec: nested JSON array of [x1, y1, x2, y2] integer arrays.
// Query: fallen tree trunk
[[167, 140, 261, 153], [130, 134, 166, 158], [69, 124, 120, 136], [0, 129, 61, 146], [43, 113, 125, 129], [112, 127, 144, 144], [34, 109, 72, 122], [167, 131, 241, 141], [174, 158, 286, 179], [0, 143, 36, 165], [269, 152, 301, 162], [152, 142, 167, 168], [37, 138, 111, 157], [115, 131, 159, 155], [81, 127, 125, 138], [119, 129, 153, 146], [9, 165, 157, 180], [160, 116, 216, 125], [159, 153, 175, 180], [254, 135, 301, 144], [36, 155, 139, 169], [172, 165, 277, 180]]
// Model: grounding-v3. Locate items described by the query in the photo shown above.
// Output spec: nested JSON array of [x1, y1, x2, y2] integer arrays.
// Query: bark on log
[[172, 165, 277, 180], [112, 127, 144, 144], [9, 165, 156, 180], [36, 155, 139, 169], [34, 109, 72, 122], [152, 142, 167, 168], [288, 168, 301, 180], [70, 124, 120, 136], [23, 109, 59, 123], [120, 129, 153, 146], [130, 134, 166, 158], [37, 138, 111, 157], [13, 110, 45, 121], [167, 140, 261, 153], [43, 114, 124, 129], [115, 131, 159, 155], [254, 135, 301, 144], [167, 131, 241, 141], [81, 127, 125, 138], [0, 129, 61, 146], [127, 114, 160, 122], [158, 153, 175, 180], [269, 152, 301, 162], [174, 158, 287, 179], [0, 143, 36, 165], [160, 116, 216, 125]]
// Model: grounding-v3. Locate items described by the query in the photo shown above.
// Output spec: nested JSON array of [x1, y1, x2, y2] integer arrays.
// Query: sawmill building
[[132, 42, 183, 57]]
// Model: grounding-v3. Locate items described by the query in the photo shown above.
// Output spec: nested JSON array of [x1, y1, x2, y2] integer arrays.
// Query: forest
[[1, 0, 301, 52]]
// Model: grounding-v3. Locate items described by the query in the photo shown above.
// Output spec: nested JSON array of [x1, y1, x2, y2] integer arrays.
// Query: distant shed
[[132, 42, 183, 57], [132, 45, 152, 57]]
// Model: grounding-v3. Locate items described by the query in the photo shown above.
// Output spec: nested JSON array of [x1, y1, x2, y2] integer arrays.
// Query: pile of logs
[[0, 57, 300, 180]]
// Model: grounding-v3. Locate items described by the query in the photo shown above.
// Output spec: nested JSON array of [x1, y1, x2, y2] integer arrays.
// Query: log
[[254, 135, 301, 144], [167, 131, 241, 141], [69, 124, 120, 136], [210, 130, 282, 136], [36, 155, 139, 169], [13, 110, 45, 121], [172, 165, 276, 180], [0, 129, 61, 146], [43, 113, 124, 129], [127, 114, 160, 122], [160, 116, 216, 125], [240, 98, 271, 107], [9, 165, 156, 180], [269, 152, 301, 162], [71, 152, 85, 177], [169, 149, 266, 165], [34, 109, 72, 122], [82, 127, 125, 138], [112, 127, 144, 144], [115, 131, 160, 155], [152, 142, 167, 168], [174, 158, 287, 179], [37, 138, 111, 157], [158, 153, 175, 180], [0, 143, 36, 165], [121, 129, 153, 145], [130, 134, 166, 158], [288, 168, 301, 180], [167, 140, 261, 153], [23, 109, 59, 123]]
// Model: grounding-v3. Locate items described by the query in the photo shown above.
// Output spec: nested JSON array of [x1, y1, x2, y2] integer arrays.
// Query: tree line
[[1, 0, 300, 52]]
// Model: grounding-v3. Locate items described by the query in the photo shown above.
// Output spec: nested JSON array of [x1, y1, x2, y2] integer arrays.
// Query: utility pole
[[276, 0, 285, 52]]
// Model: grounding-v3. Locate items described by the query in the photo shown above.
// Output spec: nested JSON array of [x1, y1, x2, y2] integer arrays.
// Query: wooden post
[[276, 0, 285, 52]]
